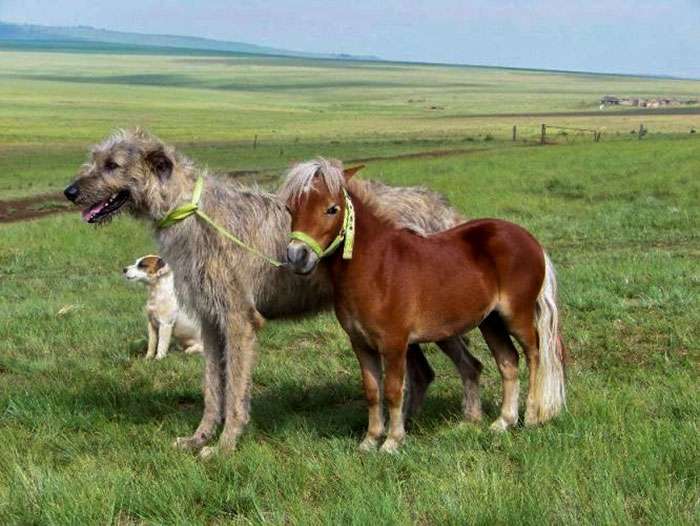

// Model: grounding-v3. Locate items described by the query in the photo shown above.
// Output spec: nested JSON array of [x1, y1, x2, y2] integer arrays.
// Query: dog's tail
[[532, 252, 567, 423]]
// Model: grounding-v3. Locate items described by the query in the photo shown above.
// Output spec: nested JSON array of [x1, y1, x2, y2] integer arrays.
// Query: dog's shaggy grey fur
[[65, 129, 482, 457]]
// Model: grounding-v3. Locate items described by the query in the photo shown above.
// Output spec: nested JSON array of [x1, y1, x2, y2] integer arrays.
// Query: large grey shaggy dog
[[64, 129, 483, 457]]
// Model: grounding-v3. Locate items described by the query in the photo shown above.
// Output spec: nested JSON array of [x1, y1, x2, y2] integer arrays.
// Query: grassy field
[[0, 46, 699, 524], [1, 44, 699, 198]]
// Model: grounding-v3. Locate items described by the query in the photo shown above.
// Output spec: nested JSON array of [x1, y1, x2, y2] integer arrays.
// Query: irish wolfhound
[[64, 129, 483, 457]]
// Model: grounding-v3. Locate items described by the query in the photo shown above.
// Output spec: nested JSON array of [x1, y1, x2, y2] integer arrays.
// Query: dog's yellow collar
[[158, 177, 284, 268]]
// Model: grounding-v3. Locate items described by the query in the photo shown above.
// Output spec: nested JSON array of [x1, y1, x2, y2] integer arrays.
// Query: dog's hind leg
[[200, 308, 259, 459], [155, 322, 173, 360], [174, 319, 224, 452], [145, 320, 158, 359], [437, 336, 483, 422]]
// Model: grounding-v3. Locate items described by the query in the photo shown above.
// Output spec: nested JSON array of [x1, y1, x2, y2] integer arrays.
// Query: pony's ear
[[343, 164, 365, 180]]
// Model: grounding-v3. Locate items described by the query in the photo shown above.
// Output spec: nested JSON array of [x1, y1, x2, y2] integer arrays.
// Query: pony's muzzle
[[286, 241, 319, 275]]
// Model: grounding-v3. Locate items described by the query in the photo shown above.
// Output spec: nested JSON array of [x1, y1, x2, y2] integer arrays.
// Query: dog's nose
[[122, 267, 128, 274], [64, 184, 80, 202]]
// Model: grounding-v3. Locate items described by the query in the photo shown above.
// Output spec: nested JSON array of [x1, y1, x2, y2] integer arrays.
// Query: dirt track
[[0, 146, 495, 224]]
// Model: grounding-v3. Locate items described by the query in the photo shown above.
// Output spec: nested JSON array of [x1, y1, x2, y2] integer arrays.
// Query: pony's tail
[[532, 252, 567, 423]]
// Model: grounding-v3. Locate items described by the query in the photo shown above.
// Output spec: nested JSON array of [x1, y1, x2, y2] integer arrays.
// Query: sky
[[1, 0, 699, 78]]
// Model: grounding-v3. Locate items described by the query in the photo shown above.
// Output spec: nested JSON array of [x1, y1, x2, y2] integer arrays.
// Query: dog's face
[[123, 255, 169, 285], [64, 129, 177, 223]]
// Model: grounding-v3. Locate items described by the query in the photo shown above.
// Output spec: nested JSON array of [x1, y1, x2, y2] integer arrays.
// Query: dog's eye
[[326, 205, 339, 215], [105, 160, 119, 171]]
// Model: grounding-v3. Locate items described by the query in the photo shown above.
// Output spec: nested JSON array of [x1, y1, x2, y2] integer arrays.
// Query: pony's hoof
[[173, 436, 205, 452], [489, 417, 514, 433], [358, 436, 380, 452], [524, 405, 541, 426], [379, 438, 402, 454], [198, 446, 219, 460]]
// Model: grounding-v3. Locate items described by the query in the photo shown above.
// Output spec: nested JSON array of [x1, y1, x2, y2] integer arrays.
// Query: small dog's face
[[63, 128, 177, 223], [123, 255, 169, 285]]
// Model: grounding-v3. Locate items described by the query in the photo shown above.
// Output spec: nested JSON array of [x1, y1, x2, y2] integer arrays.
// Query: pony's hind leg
[[506, 311, 541, 426], [351, 338, 385, 451], [479, 313, 520, 432], [380, 344, 409, 453], [437, 336, 483, 422]]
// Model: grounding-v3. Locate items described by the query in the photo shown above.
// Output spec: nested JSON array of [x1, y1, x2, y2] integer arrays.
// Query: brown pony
[[280, 160, 566, 452]]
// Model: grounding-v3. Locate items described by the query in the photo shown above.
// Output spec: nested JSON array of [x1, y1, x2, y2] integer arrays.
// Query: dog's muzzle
[[286, 241, 319, 275]]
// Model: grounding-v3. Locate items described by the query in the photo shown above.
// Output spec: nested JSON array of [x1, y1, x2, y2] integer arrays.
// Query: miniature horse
[[281, 160, 566, 452]]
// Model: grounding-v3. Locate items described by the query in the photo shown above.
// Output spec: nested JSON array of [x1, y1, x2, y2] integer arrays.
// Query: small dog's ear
[[155, 257, 170, 277], [145, 148, 173, 181]]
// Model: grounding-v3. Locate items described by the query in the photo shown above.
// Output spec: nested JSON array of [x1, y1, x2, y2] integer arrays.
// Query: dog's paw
[[184, 345, 203, 354], [198, 446, 219, 460], [173, 435, 205, 452], [155, 353, 167, 360]]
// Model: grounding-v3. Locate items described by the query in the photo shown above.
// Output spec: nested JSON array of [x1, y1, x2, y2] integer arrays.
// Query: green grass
[[1, 137, 698, 524], [0, 46, 698, 524]]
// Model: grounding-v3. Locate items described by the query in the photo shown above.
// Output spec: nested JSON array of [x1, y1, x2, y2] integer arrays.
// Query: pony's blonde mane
[[279, 157, 402, 227]]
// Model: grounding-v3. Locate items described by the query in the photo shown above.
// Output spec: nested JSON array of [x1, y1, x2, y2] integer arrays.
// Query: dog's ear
[[155, 257, 170, 277], [145, 148, 173, 181]]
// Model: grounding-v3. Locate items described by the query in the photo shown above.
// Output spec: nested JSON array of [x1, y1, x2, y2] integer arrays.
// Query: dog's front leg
[[199, 310, 258, 459], [155, 322, 173, 360], [145, 320, 158, 359], [174, 319, 224, 453]]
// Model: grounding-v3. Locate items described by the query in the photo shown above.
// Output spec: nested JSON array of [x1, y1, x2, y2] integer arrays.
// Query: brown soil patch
[[0, 192, 72, 224]]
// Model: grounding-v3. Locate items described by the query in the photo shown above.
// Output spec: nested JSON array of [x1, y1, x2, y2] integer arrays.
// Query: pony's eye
[[105, 160, 119, 171], [326, 205, 339, 215]]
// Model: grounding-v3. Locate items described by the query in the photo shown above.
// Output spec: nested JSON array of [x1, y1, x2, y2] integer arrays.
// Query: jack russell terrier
[[123, 255, 203, 359]]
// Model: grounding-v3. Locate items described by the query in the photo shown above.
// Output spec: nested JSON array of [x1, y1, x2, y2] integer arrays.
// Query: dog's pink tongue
[[82, 200, 107, 222]]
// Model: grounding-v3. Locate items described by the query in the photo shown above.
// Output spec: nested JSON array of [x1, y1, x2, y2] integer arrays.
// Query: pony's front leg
[[380, 345, 408, 453], [351, 339, 384, 451]]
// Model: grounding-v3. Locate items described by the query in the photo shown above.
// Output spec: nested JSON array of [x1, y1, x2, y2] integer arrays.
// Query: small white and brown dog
[[123, 255, 203, 359]]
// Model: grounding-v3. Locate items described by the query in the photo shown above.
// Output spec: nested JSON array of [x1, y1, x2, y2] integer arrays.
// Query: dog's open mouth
[[82, 190, 130, 223]]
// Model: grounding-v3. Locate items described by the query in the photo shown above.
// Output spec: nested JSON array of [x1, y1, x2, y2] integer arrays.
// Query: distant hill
[[0, 21, 379, 61]]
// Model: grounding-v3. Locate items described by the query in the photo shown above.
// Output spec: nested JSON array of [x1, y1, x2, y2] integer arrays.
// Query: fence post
[[253, 134, 258, 150], [540, 124, 546, 145], [512, 125, 517, 142], [638, 123, 645, 140]]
